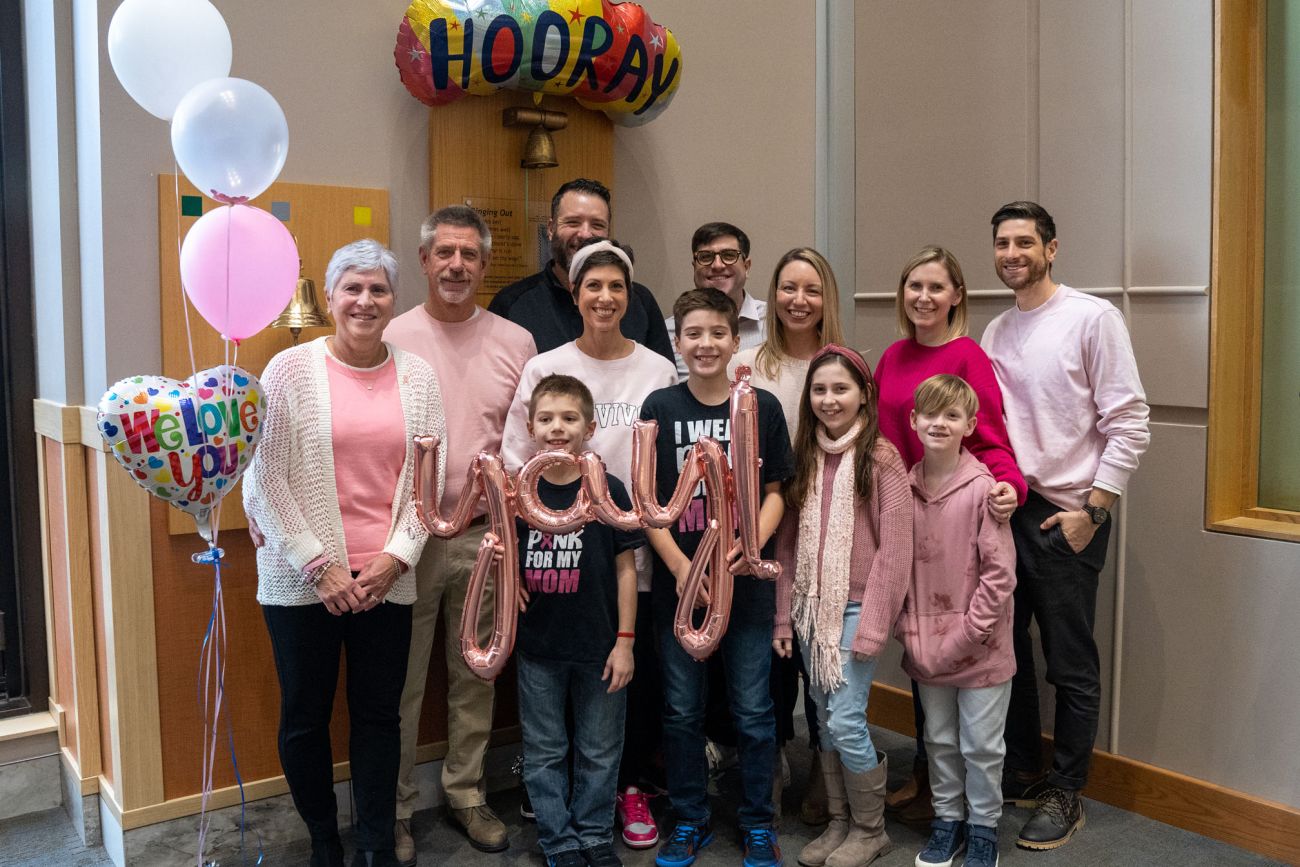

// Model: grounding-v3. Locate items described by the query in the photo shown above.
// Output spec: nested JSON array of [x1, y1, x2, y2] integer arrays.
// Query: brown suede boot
[[797, 750, 848, 867], [894, 763, 935, 827], [824, 755, 892, 867], [800, 749, 830, 826]]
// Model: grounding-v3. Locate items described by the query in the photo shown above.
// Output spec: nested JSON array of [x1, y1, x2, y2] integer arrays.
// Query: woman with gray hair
[[244, 239, 446, 867]]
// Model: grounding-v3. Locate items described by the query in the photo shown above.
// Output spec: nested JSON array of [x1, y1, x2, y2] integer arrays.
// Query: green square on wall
[[181, 195, 203, 217]]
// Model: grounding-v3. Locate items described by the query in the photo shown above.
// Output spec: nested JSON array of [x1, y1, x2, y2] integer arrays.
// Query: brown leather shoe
[[450, 804, 509, 853], [883, 755, 927, 812]]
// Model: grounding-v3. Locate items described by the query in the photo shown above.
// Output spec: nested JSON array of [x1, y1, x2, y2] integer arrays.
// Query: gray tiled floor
[[0, 727, 1283, 866]]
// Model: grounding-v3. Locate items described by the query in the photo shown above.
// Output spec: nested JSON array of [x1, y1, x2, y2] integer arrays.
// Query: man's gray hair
[[419, 204, 493, 255], [324, 239, 399, 299]]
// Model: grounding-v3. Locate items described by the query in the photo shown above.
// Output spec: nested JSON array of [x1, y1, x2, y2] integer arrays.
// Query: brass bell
[[503, 106, 568, 169], [273, 251, 330, 344], [521, 125, 559, 169]]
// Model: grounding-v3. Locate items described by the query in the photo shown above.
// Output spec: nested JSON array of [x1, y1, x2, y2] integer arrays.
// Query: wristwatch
[[1081, 503, 1110, 525]]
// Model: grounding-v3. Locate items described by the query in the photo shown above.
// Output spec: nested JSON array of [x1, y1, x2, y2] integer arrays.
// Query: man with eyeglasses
[[665, 222, 767, 379], [489, 177, 674, 364]]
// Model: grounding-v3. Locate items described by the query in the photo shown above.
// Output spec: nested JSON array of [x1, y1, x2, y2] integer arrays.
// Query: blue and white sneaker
[[742, 826, 783, 867], [916, 818, 967, 867], [654, 821, 714, 867], [961, 823, 998, 867]]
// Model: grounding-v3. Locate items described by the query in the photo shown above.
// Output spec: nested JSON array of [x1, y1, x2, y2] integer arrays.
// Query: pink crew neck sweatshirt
[[325, 353, 404, 570], [384, 305, 536, 514], [874, 336, 1027, 504], [980, 285, 1150, 511]]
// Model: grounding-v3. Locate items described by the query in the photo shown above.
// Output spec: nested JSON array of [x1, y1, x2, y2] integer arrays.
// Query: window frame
[[1208, 0, 1300, 542]]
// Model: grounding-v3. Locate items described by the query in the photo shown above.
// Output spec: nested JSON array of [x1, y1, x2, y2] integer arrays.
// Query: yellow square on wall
[[353, 206, 372, 226]]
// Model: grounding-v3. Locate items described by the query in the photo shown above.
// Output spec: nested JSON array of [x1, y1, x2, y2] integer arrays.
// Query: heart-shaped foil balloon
[[97, 365, 265, 541]]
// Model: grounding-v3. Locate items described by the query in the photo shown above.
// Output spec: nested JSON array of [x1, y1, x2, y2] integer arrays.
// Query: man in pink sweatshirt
[[980, 201, 1150, 852]]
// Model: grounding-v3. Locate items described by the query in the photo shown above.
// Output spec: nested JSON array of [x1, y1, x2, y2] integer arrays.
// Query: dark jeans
[[1005, 491, 1111, 791], [620, 591, 664, 788], [772, 641, 821, 751], [518, 652, 626, 856], [654, 574, 776, 830], [262, 601, 412, 850]]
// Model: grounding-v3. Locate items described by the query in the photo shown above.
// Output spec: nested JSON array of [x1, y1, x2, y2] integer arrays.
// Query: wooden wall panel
[[43, 438, 76, 763], [157, 175, 391, 536], [86, 450, 113, 789], [427, 90, 614, 306]]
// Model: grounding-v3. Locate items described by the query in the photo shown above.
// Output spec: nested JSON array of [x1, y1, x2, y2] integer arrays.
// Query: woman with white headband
[[501, 237, 678, 856]]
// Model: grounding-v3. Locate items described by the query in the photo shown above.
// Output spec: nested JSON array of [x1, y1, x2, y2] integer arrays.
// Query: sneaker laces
[[668, 823, 701, 847], [922, 821, 957, 856], [744, 827, 777, 858], [966, 830, 997, 862], [620, 789, 653, 826]]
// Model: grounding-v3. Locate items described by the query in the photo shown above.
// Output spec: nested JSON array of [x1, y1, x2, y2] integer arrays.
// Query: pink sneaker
[[616, 786, 658, 848]]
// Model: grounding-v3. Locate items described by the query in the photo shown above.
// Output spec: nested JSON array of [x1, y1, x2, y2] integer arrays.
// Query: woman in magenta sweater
[[872, 245, 1025, 822]]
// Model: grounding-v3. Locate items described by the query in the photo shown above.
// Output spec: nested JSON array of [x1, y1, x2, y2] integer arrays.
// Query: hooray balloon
[[171, 77, 289, 202], [107, 0, 233, 120], [395, 0, 682, 125], [97, 366, 265, 542], [730, 366, 781, 580], [180, 204, 299, 341]]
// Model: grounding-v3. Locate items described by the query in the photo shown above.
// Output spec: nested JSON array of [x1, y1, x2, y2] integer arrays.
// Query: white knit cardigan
[[244, 337, 446, 606]]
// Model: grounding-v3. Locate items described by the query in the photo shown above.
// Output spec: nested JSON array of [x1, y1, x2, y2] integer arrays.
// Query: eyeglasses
[[693, 248, 744, 266]]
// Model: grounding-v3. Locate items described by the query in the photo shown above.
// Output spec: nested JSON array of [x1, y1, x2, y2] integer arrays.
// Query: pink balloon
[[179, 204, 298, 341]]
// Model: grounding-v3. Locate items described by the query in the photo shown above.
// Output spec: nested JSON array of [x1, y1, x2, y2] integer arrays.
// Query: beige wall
[[854, 0, 1299, 810], [613, 0, 818, 312]]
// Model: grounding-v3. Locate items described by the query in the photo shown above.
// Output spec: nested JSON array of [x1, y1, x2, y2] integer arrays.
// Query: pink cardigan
[[775, 439, 913, 658], [874, 337, 1027, 504], [897, 449, 1017, 688]]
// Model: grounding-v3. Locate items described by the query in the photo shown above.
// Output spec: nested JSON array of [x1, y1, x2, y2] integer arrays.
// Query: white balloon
[[107, 0, 233, 121], [171, 78, 289, 202]]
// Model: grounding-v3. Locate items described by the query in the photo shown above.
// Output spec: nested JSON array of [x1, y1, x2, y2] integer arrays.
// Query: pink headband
[[812, 343, 873, 385]]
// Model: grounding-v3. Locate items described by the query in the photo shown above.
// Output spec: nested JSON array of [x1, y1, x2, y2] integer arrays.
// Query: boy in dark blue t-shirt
[[515, 374, 644, 867], [640, 289, 794, 867]]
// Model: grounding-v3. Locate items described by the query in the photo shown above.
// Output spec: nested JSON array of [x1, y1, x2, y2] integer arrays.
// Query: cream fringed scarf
[[791, 419, 864, 693]]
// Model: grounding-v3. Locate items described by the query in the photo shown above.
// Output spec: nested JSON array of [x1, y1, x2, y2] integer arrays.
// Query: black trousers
[[262, 600, 412, 850], [1004, 491, 1112, 791], [620, 590, 665, 788]]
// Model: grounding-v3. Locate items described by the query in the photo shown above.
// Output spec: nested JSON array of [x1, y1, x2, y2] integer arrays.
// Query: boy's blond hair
[[913, 374, 979, 418], [529, 373, 594, 423]]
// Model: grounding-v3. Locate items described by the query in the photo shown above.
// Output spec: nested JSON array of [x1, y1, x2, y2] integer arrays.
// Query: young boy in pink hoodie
[[898, 374, 1017, 867]]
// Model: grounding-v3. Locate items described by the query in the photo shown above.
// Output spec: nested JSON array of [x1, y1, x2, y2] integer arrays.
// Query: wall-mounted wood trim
[[1206, 0, 1300, 540], [33, 398, 81, 443], [94, 451, 164, 810], [868, 682, 1300, 863]]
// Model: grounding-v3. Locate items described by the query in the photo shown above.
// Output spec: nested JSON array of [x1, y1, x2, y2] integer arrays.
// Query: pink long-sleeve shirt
[[980, 285, 1149, 511], [874, 336, 1027, 505], [774, 439, 913, 658], [897, 449, 1017, 688]]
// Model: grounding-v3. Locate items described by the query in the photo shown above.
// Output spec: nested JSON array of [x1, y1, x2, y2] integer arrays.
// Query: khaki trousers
[[396, 526, 497, 816]]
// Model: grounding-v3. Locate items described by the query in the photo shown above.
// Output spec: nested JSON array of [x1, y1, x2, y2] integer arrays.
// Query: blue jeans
[[517, 652, 627, 856], [655, 574, 776, 830], [801, 603, 880, 774]]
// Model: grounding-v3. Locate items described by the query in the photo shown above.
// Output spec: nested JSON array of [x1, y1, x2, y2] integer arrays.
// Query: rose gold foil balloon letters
[[412, 371, 780, 678]]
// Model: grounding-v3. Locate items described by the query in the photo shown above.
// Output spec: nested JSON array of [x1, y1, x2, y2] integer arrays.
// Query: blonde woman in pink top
[[773, 345, 912, 867], [244, 239, 444, 867]]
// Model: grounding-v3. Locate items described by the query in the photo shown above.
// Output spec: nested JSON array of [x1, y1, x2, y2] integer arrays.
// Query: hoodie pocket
[[909, 611, 985, 680]]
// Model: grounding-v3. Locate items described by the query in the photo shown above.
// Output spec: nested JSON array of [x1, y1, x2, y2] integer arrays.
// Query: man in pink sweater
[[980, 201, 1149, 852], [385, 205, 536, 864]]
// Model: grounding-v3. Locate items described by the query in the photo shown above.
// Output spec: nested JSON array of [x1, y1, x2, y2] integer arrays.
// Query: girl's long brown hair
[[784, 350, 880, 510]]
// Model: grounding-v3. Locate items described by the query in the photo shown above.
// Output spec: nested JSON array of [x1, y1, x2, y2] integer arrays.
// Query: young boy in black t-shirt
[[640, 289, 794, 867], [515, 374, 644, 867]]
